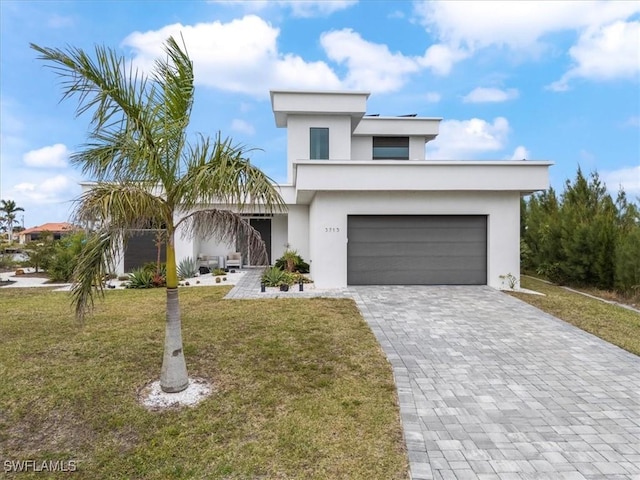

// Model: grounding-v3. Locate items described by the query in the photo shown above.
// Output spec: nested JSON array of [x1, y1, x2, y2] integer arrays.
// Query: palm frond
[[71, 229, 120, 322], [178, 209, 270, 266], [30, 42, 160, 182], [177, 132, 286, 213], [74, 182, 169, 231]]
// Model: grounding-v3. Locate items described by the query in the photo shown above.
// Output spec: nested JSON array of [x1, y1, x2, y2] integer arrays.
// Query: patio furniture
[[226, 252, 242, 269]]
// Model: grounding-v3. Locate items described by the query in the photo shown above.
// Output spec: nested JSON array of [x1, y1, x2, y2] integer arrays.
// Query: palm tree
[[0, 199, 24, 245], [32, 37, 284, 393]]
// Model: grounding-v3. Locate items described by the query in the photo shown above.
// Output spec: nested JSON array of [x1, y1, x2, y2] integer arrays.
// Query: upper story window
[[373, 136, 409, 160], [310, 127, 329, 160]]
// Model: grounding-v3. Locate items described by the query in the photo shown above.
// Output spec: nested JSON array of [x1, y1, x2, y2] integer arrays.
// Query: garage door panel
[[347, 215, 487, 285], [349, 228, 485, 243], [349, 242, 485, 257]]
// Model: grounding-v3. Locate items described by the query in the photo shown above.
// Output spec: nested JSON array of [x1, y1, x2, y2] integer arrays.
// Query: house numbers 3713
[[325, 227, 340, 232]]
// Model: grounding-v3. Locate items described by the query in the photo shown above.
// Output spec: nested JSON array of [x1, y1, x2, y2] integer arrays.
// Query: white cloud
[[419, 43, 469, 76], [23, 144, 69, 168], [426, 117, 510, 159], [211, 0, 356, 17], [320, 29, 421, 92], [414, 1, 640, 78], [12, 175, 75, 203], [463, 87, 519, 103], [548, 21, 640, 91], [510, 145, 531, 160], [415, 1, 639, 51], [280, 0, 356, 17], [123, 16, 342, 96], [230, 119, 255, 135], [601, 165, 640, 196]]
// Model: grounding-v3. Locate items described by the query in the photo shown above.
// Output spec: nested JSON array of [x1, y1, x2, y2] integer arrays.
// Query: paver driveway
[[350, 286, 640, 480]]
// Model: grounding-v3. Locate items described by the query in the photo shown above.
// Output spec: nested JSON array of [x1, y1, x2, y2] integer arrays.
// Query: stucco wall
[[271, 214, 288, 262], [286, 115, 352, 181], [306, 190, 521, 289], [287, 204, 310, 262]]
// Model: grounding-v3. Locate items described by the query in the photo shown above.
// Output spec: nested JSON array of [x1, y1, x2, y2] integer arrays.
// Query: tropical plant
[[261, 266, 287, 287], [0, 199, 24, 245], [126, 268, 155, 289], [212, 268, 226, 276], [32, 37, 284, 393], [177, 256, 197, 279], [24, 232, 55, 273], [274, 251, 310, 273], [47, 231, 87, 282]]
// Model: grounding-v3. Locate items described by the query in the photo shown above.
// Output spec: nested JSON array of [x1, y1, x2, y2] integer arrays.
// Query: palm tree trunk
[[160, 231, 188, 393]]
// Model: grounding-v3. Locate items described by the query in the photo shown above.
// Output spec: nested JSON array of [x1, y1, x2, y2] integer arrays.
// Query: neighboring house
[[19, 222, 76, 244], [89, 90, 552, 288]]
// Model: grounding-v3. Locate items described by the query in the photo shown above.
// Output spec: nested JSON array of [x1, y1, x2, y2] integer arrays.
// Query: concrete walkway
[[351, 286, 640, 480]]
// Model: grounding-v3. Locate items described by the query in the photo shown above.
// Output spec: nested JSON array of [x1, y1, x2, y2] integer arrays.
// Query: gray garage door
[[347, 215, 487, 285]]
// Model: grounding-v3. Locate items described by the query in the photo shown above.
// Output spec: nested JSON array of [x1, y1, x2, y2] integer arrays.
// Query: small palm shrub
[[126, 268, 154, 289], [274, 251, 309, 273]]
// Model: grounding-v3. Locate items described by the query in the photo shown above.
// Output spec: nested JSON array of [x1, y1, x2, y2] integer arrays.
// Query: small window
[[373, 136, 409, 160], [310, 128, 329, 160]]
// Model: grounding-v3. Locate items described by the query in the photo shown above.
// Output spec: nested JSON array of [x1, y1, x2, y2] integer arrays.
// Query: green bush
[[615, 227, 640, 296], [261, 267, 312, 287], [125, 268, 155, 289], [212, 268, 226, 276], [177, 256, 197, 279], [262, 266, 285, 286], [274, 251, 309, 273]]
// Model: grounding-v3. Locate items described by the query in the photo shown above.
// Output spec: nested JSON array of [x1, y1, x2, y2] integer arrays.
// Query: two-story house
[[121, 90, 552, 289]]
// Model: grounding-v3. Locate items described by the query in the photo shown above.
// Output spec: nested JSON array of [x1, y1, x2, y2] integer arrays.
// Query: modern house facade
[[105, 90, 552, 289]]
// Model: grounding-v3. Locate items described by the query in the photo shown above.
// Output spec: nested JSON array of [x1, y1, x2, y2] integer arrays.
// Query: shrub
[[177, 256, 197, 279], [126, 268, 154, 289], [261, 266, 287, 287], [274, 251, 309, 273], [212, 268, 226, 276]]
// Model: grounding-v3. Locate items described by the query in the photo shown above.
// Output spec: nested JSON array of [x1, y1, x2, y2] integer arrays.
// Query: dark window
[[373, 136, 409, 160], [310, 128, 329, 160]]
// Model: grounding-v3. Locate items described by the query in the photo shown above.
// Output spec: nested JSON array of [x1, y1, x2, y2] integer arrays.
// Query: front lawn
[[0, 287, 408, 479], [510, 276, 640, 357]]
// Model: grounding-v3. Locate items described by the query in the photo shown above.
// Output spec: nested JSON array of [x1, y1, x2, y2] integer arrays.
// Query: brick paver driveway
[[350, 286, 640, 480]]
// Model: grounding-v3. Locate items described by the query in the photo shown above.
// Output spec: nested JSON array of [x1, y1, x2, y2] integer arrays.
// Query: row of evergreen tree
[[521, 167, 640, 296]]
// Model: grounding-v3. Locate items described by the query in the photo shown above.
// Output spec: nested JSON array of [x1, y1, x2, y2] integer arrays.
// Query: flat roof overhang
[[292, 160, 553, 203]]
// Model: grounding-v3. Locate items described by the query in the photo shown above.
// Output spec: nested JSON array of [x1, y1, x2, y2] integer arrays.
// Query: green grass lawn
[[0, 287, 408, 479], [510, 276, 640, 357]]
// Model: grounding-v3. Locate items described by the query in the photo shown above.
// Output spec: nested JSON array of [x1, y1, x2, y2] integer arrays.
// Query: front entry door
[[249, 218, 272, 265]]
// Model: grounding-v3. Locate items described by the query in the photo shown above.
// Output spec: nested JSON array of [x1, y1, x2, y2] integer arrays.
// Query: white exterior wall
[[271, 214, 288, 262], [351, 136, 371, 160], [286, 115, 352, 181], [306, 191, 521, 289], [410, 137, 426, 160], [287, 204, 310, 261]]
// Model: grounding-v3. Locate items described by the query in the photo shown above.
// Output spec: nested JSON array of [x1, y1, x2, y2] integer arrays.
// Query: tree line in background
[[521, 167, 640, 297]]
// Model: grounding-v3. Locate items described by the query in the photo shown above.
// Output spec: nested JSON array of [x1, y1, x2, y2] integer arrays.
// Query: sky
[[1, 0, 639, 228]]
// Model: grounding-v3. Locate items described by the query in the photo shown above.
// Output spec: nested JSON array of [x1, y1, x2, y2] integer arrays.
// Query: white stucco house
[[101, 90, 552, 289]]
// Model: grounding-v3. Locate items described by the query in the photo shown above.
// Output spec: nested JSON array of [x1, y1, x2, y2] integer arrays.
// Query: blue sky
[[1, 0, 639, 228]]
